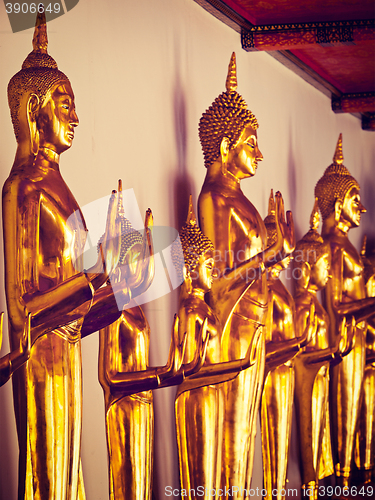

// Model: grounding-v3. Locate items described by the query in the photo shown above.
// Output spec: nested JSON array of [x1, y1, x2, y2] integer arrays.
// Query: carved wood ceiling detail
[[194, 0, 375, 130]]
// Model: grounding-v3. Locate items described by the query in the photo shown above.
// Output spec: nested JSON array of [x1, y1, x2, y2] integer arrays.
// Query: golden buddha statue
[[174, 198, 262, 497], [99, 203, 208, 500], [261, 191, 314, 500], [0, 312, 30, 387], [3, 14, 139, 499], [354, 236, 375, 485], [197, 52, 295, 494], [293, 200, 346, 499], [314, 135, 375, 488]]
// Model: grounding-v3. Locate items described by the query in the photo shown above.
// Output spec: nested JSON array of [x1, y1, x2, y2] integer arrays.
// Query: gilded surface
[[0, 312, 30, 387], [197, 53, 294, 496], [293, 202, 338, 498], [315, 135, 375, 487], [175, 199, 261, 498], [354, 238, 375, 483], [261, 194, 305, 500], [3, 13, 137, 499], [98, 208, 194, 500]]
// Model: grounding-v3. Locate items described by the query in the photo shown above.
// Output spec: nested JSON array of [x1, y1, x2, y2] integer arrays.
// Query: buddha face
[[192, 252, 215, 293], [310, 253, 330, 290], [37, 82, 79, 154], [226, 124, 263, 179], [340, 187, 366, 228]]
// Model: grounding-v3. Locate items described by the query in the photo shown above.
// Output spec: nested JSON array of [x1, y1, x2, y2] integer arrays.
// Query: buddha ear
[[27, 94, 40, 156], [334, 199, 342, 222], [220, 137, 230, 164], [183, 266, 193, 293], [300, 261, 311, 289]]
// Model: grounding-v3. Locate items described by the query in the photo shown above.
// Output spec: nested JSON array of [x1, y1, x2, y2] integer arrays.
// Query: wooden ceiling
[[194, 0, 375, 130]]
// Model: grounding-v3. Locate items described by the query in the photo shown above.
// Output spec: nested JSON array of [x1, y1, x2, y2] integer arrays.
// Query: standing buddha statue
[[354, 236, 375, 486], [3, 13, 138, 499], [261, 191, 314, 500], [293, 199, 348, 499], [198, 52, 295, 495], [99, 202, 208, 500], [314, 134, 375, 489], [174, 198, 262, 498]]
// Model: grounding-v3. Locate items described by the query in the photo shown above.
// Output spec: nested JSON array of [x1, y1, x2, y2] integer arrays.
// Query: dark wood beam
[[362, 113, 375, 131], [241, 19, 374, 51], [332, 93, 375, 114]]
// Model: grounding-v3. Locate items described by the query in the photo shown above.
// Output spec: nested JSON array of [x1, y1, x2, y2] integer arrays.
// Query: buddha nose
[[359, 202, 366, 213], [256, 146, 263, 161], [71, 108, 79, 126]]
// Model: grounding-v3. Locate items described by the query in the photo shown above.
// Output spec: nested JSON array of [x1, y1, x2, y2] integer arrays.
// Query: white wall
[[0, 0, 374, 498]]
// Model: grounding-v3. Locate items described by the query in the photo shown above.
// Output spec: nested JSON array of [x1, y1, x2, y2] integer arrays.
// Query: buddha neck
[[306, 286, 318, 296], [39, 147, 60, 165], [322, 215, 350, 238], [206, 161, 241, 190]]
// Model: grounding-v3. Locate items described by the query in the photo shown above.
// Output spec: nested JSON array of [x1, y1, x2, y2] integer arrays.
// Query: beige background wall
[[0, 0, 374, 498]]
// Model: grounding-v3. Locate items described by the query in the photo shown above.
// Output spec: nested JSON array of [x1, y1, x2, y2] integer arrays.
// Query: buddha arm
[[298, 348, 335, 365], [2, 180, 94, 343], [102, 314, 194, 394], [189, 324, 261, 380], [0, 347, 29, 387], [0, 313, 30, 386], [80, 285, 125, 338], [265, 339, 300, 369]]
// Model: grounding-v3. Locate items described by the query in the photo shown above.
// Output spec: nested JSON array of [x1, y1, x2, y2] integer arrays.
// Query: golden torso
[[99, 305, 151, 407], [179, 294, 220, 367], [3, 152, 87, 344], [198, 174, 268, 338]]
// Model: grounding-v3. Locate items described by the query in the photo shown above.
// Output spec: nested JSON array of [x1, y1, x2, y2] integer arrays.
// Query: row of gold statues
[[1, 12, 374, 500]]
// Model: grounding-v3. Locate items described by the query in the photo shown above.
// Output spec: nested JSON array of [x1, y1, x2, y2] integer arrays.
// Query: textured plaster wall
[[0, 0, 374, 498]]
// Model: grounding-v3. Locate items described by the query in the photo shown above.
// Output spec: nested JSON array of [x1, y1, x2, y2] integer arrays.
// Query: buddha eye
[[62, 104, 70, 110]]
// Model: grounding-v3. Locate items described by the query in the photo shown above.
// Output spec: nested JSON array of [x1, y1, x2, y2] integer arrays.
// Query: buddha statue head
[[172, 197, 215, 292], [294, 199, 330, 290], [314, 134, 365, 229], [8, 12, 78, 159], [199, 52, 262, 177]]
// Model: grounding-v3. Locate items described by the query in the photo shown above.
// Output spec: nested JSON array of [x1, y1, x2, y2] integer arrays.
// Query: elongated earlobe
[[27, 94, 40, 156], [301, 261, 311, 290], [334, 200, 342, 223], [183, 266, 193, 294], [220, 137, 230, 174]]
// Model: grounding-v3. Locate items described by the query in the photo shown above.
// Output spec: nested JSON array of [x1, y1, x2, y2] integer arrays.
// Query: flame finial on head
[[264, 189, 277, 246], [309, 198, 320, 231], [186, 195, 197, 226], [32, 11, 48, 53], [225, 52, 238, 93], [333, 133, 344, 165], [267, 189, 275, 216]]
